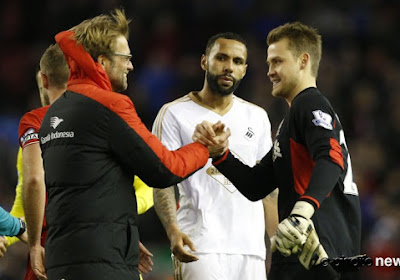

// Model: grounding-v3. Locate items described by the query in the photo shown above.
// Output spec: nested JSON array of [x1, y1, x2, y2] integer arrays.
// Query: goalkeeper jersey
[[152, 92, 272, 259], [213, 87, 361, 263]]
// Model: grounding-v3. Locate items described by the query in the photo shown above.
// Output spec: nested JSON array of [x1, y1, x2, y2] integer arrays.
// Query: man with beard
[[153, 32, 278, 280]]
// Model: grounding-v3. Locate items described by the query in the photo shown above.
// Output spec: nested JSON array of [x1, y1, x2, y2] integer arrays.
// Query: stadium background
[[0, 0, 399, 279]]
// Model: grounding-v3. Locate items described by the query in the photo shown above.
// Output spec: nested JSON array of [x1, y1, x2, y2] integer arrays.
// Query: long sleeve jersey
[[213, 87, 361, 263]]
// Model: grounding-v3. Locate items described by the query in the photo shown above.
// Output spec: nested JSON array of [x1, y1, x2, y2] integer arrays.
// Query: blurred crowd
[[0, 0, 399, 279]]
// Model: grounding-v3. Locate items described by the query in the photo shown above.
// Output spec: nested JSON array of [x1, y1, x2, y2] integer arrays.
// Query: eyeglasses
[[111, 53, 132, 64]]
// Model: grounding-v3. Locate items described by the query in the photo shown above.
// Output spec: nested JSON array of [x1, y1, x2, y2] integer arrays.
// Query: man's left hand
[[138, 242, 153, 274]]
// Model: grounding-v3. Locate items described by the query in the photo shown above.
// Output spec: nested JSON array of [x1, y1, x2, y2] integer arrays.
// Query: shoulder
[[20, 106, 49, 124], [66, 84, 134, 114], [292, 88, 330, 108], [233, 96, 269, 119], [161, 94, 192, 112], [156, 94, 192, 119], [18, 106, 49, 148], [19, 106, 49, 134]]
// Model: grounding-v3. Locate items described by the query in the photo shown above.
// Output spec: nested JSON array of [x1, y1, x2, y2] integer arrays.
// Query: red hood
[[55, 30, 112, 91]]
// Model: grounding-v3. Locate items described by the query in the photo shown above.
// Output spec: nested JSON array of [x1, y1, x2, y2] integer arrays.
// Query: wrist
[[290, 200, 315, 219], [17, 218, 26, 237], [211, 149, 229, 164], [166, 223, 180, 238]]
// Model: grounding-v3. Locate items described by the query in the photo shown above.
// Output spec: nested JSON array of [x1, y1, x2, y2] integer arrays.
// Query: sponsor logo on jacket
[[41, 131, 74, 144]]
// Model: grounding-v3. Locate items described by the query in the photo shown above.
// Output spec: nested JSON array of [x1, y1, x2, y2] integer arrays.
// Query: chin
[[271, 89, 280, 97]]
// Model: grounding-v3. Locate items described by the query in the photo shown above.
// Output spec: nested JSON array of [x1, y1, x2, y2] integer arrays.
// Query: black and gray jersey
[[213, 87, 361, 262]]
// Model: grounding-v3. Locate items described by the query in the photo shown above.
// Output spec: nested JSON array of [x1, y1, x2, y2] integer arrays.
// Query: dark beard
[[206, 72, 241, 96]]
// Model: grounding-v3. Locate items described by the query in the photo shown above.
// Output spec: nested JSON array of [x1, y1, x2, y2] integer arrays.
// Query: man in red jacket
[[30, 8, 229, 280]]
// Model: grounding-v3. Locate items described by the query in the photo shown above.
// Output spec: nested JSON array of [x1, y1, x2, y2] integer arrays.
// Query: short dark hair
[[40, 44, 69, 89], [205, 32, 247, 55], [267, 22, 322, 77]]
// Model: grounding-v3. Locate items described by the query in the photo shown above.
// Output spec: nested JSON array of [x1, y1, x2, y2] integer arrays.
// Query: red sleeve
[[19, 108, 45, 149], [109, 97, 210, 180]]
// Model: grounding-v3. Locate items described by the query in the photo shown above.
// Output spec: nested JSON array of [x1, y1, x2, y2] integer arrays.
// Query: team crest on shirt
[[243, 127, 255, 141], [50, 116, 64, 129], [312, 110, 333, 130]]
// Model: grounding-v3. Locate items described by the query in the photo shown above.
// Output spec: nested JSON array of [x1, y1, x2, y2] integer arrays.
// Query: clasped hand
[[192, 120, 231, 158]]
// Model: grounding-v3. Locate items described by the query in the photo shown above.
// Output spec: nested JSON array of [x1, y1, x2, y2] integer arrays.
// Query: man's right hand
[[30, 244, 47, 280], [192, 120, 231, 158], [169, 227, 198, 263]]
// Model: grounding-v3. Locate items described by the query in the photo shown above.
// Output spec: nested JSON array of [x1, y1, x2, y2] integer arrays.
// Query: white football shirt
[[152, 92, 272, 259]]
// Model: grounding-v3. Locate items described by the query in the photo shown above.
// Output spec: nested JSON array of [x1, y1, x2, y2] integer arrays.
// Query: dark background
[[0, 0, 399, 279]]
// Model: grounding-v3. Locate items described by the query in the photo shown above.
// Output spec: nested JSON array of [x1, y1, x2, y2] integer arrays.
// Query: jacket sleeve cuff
[[212, 149, 230, 166]]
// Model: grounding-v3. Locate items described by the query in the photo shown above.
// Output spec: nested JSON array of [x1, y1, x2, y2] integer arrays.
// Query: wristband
[[290, 201, 315, 219], [17, 218, 26, 236]]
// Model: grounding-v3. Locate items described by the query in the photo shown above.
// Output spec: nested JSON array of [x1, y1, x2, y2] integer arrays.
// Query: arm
[[212, 149, 276, 201], [192, 120, 275, 201], [151, 103, 199, 262], [292, 93, 345, 208], [107, 99, 211, 189], [0, 207, 21, 236], [22, 143, 47, 280], [274, 94, 345, 259], [263, 188, 279, 240], [262, 188, 279, 275], [153, 187, 198, 262]]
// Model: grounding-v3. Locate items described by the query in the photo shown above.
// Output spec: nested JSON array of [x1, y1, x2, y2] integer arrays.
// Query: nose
[[223, 60, 233, 73], [127, 60, 134, 71], [267, 65, 274, 78]]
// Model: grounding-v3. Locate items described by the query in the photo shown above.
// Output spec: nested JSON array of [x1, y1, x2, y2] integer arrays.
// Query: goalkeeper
[[194, 21, 361, 280]]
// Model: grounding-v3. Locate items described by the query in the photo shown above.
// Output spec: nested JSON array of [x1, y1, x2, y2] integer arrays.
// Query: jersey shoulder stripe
[[153, 94, 191, 139], [233, 95, 266, 112]]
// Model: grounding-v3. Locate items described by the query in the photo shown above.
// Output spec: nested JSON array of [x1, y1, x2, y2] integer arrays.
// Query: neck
[[286, 75, 316, 106], [49, 88, 66, 105], [196, 85, 233, 113]]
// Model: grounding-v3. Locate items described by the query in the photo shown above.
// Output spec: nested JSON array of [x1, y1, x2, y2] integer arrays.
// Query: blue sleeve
[[0, 206, 20, 236]]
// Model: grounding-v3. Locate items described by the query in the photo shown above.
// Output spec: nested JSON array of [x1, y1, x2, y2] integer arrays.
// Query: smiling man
[[34, 9, 229, 280], [153, 33, 278, 280]]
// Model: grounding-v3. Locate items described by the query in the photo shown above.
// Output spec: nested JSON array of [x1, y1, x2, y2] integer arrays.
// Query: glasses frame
[[111, 53, 132, 64]]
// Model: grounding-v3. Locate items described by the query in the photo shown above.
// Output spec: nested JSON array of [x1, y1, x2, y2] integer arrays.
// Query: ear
[[97, 55, 107, 70], [299, 53, 310, 70], [200, 54, 207, 71], [41, 73, 49, 89], [240, 63, 248, 79]]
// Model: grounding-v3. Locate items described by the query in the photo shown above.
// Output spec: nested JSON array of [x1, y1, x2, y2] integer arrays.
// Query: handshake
[[272, 201, 329, 270], [192, 120, 231, 158]]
